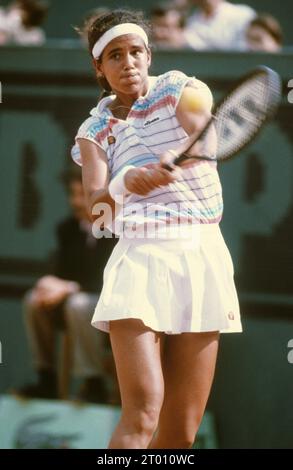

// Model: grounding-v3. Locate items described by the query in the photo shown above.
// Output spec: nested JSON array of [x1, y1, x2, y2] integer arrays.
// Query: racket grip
[[162, 152, 190, 171], [162, 163, 174, 171]]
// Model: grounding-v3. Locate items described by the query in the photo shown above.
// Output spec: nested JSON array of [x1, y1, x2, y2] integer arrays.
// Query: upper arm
[[77, 138, 109, 200], [176, 84, 213, 135]]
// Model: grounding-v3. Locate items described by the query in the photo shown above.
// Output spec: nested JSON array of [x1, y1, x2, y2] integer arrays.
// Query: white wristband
[[108, 165, 135, 203]]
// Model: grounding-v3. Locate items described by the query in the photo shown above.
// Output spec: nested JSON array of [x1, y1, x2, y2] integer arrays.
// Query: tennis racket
[[163, 66, 282, 169]]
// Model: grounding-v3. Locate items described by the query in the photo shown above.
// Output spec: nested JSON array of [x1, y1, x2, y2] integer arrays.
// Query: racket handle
[[162, 153, 215, 170], [162, 152, 190, 171], [162, 163, 174, 171], [173, 153, 190, 166]]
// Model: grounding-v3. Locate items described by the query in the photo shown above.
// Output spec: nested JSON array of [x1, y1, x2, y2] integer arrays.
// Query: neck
[[109, 100, 132, 120], [111, 98, 133, 109], [111, 78, 150, 108]]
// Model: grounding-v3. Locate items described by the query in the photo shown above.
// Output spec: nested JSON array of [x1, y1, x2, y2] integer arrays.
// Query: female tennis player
[[72, 9, 242, 449]]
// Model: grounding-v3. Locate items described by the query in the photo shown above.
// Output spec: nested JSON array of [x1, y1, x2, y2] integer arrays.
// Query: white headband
[[92, 23, 148, 59]]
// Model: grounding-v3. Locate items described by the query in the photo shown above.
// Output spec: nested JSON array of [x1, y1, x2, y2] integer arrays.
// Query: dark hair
[[85, 9, 151, 95], [18, 0, 49, 28], [249, 14, 283, 46], [87, 9, 151, 58], [150, 3, 186, 28], [75, 7, 111, 40]]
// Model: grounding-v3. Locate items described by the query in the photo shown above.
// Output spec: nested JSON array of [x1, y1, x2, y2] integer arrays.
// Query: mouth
[[121, 73, 139, 81]]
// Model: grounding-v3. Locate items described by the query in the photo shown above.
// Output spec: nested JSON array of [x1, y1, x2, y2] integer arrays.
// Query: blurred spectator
[[77, 6, 110, 46], [0, 0, 48, 45], [185, 0, 256, 50], [14, 165, 118, 404], [169, 0, 189, 11], [150, 2, 187, 48], [245, 14, 283, 53]]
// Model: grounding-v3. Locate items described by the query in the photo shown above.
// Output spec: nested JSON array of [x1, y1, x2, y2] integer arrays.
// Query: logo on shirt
[[143, 116, 160, 127], [228, 311, 235, 320], [107, 135, 116, 145]]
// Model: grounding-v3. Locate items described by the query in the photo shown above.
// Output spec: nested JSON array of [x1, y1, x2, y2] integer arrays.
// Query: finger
[[154, 167, 178, 182], [141, 170, 164, 189], [144, 162, 159, 170], [130, 178, 154, 195]]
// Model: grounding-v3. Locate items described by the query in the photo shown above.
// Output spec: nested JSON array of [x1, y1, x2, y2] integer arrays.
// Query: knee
[[64, 292, 96, 322], [122, 387, 163, 437], [123, 402, 162, 438], [173, 432, 196, 449], [168, 416, 202, 449]]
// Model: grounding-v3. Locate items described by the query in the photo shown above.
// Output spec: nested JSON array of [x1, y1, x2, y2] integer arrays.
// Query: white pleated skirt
[[92, 224, 242, 334]]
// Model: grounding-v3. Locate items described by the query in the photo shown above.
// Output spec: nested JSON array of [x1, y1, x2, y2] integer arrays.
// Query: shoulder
[[155, 71, 213, 111], [153, 70, 192, 102], [72, 99, 116, 166], [77, 111, 109, 142], [156, 70, 210, 91], [156, 70, 190, 88], [76, 95, 116, 140]]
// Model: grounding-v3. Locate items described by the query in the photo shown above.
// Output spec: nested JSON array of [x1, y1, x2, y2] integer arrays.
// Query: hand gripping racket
[[164, 66, 282, 169]]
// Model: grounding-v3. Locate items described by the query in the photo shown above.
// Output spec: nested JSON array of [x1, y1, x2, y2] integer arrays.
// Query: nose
[[122, 52, 135, 70]]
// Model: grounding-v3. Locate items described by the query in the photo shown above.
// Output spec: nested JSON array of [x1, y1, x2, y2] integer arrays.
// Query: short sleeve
[[160, 70, 213, 114], [161, 70, 190, 112], [71, 115, 108, 166]]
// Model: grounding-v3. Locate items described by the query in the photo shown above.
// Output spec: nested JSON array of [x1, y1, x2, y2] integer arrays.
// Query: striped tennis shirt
[[72, 70, 223, 237]]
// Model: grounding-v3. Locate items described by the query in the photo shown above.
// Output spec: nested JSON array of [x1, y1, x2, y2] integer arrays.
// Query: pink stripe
[[129, 96, 177, 119], [94, 118, 119, 143]]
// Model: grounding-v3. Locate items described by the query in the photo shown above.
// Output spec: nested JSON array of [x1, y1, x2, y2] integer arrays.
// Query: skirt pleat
[[92, 225, 242, 334]]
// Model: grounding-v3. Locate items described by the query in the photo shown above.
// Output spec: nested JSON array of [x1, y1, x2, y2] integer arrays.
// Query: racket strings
[[214, 72, 280, 160]]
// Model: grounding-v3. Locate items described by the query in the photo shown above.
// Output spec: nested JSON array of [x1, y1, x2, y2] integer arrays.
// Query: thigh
[[24, 290, 62, 330], [162, 331, 219, 419], [109, 319, 165, 409]]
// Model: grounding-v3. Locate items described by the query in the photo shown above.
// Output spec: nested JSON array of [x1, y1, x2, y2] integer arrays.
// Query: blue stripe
[[131, 80, 187, 111], [123, 202, 223, 220], [114, 134, 187, 164], [81, 116, 109, 137], [133, 189, 222, 204], [111, 154, 159, 178], [110, 121, 182, 157]]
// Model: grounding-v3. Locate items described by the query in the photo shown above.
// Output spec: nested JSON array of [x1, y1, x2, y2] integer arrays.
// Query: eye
[[132, 49, 143, 57], [110, 53, 121, 60]]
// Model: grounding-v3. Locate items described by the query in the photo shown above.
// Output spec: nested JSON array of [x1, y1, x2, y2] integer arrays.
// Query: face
[[68, 180, 88, 222], [152, 11, 183, 44], [95, 34, 151, 102], [246, 25, 280, 52]]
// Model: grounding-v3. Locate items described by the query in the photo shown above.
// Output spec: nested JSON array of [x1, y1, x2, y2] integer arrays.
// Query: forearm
[[87, 188, 117, 225], [88, 164, 135, 217], [88, 188, 115, 219]]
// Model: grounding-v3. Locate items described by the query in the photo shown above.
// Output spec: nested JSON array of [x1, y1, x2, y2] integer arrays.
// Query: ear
[[146, 47, 152, 68], [92, 58, 104, 78]]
